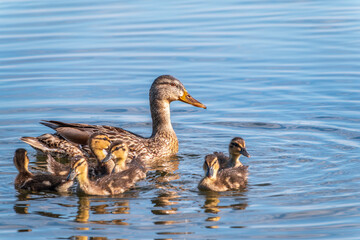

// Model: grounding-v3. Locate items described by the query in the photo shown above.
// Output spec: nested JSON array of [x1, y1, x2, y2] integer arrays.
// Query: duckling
[[46, 133, 114, 177], [102, 140, 147, 174], [68, 145, 147, 196], [24, 75, 206, 161], [13, 148, 73, 192], [214, 137, 250, 169], [198, 154, 248, 192]]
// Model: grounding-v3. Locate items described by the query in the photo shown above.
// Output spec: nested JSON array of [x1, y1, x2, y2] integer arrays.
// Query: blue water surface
[[0, 0, 360, 239]]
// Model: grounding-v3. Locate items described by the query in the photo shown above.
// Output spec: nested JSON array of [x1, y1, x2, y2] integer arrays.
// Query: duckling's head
[[229, 137, 250, 158], [102, 141, 129, 166], [203, 154, 220, 179], [150, 75, 206, 109], [67, 155, 88, 181], [13, 148, 30, 173], [89, 133, 112, 161]]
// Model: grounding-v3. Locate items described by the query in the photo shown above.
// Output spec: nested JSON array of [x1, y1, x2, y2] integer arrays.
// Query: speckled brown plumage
[[13, 148, 73, 192], [21, 133, 84, 157], [198, 154, 248, 192], [24, 75, 206, 164], [46, 133, 115, 178], [68, 155, 147, 196]]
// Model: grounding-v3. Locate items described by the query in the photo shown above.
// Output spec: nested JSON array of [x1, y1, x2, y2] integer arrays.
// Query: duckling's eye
[[170, 83, 176, 87]]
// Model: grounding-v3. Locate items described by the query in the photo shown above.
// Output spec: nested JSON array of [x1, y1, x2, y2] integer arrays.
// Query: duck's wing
[[41, 120, 145, 143], [40, 120, 148, 159], [21, 133, 84, 157]]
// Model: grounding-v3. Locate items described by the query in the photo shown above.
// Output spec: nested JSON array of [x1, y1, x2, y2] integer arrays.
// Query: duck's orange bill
[[179, 90, 207, 109]]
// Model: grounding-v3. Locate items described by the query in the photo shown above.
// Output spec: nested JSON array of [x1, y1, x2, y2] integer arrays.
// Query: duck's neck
[[113, 159, 127, 173], [77, 167, 90, 187], [93, 149, 108, 163], [229, 154, 243, 167], [150, 99, 176, 138]]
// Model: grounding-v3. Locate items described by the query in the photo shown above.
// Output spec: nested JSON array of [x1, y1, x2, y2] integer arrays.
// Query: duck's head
[[13, 148, 29, 173], [203, 154, 220, 179], [67, 155, 88, 181], [229, 137, 250, 158], [150, 75, 206, 109], [102, 141, 129, 167], [89, 133, 112, 161]]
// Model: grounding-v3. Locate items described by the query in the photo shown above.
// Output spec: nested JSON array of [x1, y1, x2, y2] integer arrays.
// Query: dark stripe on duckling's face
[[68, 156, 87, 180]]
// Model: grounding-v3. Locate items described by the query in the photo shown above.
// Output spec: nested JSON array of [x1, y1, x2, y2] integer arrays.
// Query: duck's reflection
[[14, 193, 30, 214]]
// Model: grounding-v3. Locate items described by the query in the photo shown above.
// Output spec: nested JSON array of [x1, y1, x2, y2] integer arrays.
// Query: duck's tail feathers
[[20, 136, 51, 153], [40, 120, 67, 130]]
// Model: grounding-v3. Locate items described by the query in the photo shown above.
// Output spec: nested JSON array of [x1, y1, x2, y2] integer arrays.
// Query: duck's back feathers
[[198, 165, 248, 192], [20, 174, 72, 192], [46, 154, 70, 176]]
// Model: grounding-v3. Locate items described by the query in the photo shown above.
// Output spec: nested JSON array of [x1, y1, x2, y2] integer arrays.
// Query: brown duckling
[[46, 133, 114, 177], [102, 140, 148, 174], [198, 154, 248, 192], [29, 75, 206, 161], [214, 137, 250, 169], [68, 144, 147, 196], [14, 148, 73, 192]]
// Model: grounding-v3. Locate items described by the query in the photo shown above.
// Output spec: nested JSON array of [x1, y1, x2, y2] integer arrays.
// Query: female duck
[[198, 154, 248, 192], [23, 75, 206, 161], [213, 137, 250, 169], [67, 143, 147, 196], [14, 148, 73, 192], [46, 132, 114, 177]]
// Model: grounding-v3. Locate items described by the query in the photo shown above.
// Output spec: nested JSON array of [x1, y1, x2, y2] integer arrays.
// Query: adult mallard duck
[[22, 75, 206, 161], [102, 140, 148, 174], [198, 154, 248, 192], [213, 137, 250, 169], [46, 132, 114, 177], [67, 146, 147, 196], [13, 148, 73, 192]]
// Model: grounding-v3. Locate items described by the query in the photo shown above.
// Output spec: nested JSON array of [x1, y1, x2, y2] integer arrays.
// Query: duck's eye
[[170, 83, 176, 87]]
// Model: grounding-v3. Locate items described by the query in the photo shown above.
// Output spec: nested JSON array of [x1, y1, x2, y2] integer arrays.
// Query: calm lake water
[[1, 0, 360, 239]]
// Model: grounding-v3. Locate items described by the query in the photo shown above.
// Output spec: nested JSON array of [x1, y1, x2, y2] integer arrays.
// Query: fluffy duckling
[[14, 148, 73, 192], [214, 137, 250, 169], [46, 133, 114, 177], [198, 154, 248, 192], [68, 144, 147, 196], [31, 75, 206, 161], [102, 141, 147, 174]]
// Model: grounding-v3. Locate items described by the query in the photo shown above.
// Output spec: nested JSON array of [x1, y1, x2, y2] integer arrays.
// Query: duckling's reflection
[[75, 195, 130, 225], [151, 190, 179, 216], [14, 193, 31, 214], [201, 191, 248, 229]]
